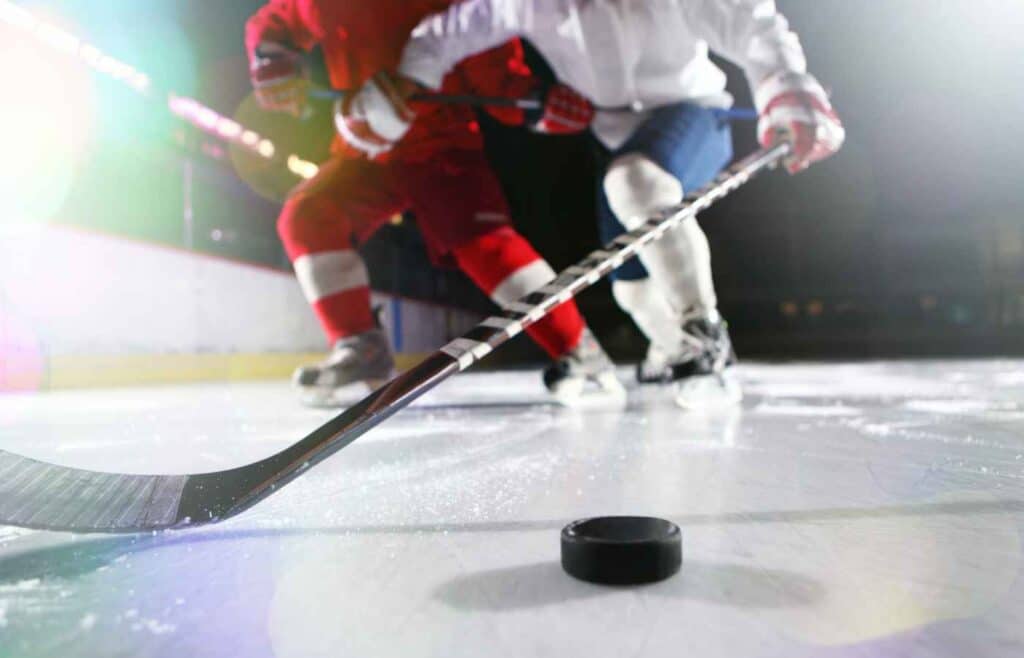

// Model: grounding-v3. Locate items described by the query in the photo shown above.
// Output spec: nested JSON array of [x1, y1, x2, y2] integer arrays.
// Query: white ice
[[1, 360, 1023, 657]]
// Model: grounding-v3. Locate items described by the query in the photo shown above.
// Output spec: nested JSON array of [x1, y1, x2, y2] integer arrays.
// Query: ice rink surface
[[1, 360, 1023, 657]]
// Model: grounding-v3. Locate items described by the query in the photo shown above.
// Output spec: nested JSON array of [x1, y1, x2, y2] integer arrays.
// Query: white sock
[[611, 278, 688, 356], [604, 154, 718, 316]]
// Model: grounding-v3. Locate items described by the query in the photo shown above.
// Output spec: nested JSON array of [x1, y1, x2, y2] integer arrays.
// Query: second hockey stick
[[308, 88, 760, 121]]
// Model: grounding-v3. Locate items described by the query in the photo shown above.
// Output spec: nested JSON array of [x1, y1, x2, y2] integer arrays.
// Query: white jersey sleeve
[[678, 0, 826, 111], [399, 0, 529, 89]]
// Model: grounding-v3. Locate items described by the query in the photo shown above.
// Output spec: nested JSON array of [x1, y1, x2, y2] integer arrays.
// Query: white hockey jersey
[[399, 0, 828, 149]]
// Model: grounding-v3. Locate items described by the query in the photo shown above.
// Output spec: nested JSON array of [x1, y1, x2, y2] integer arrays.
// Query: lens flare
[[0, 39, 95, 223]]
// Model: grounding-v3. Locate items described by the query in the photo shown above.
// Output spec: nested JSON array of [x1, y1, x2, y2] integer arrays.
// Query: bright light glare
[[257, 140, 276, 159], [287, 155, 319, 180], [215, 119, 242, 139], [0, 42, 95, 222], [196, 107, 219, 130], [1, 0, 310, 199], [0, 1, 36, 31], [35, 22, 80, 54]]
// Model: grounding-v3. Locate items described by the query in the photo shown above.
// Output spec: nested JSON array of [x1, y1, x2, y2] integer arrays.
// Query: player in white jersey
[[331, 0, 845, 407]]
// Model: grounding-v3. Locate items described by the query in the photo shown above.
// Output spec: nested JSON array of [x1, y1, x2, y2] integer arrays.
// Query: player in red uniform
[[246, 0, 622, 405]]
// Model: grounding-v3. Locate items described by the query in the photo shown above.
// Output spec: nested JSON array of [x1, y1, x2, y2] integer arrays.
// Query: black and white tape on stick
[[0, 144, 789, 534]]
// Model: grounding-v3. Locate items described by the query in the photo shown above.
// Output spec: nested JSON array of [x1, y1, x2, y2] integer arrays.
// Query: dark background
[[20, 0, 1024, 359]]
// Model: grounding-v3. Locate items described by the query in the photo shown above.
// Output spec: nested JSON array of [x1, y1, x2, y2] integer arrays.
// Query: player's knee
[[277, 193, 348, 252], [450, 225, 515, 259], [603, 155, 684, 231], [277, 194, 311, 242]]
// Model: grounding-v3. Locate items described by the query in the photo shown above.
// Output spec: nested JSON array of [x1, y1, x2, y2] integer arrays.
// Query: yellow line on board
[[42, 353, 429, 390]]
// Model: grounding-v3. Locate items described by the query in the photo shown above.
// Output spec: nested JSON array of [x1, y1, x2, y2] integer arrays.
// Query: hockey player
[[246, 0, 623, 405], [332, 0, 845, 407]]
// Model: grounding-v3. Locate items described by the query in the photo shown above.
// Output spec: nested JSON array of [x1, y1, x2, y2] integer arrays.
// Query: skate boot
[[293, 327, 396, 406], [543, 329, 626, 407], [636, 342, 674, 384], [662, 312, 741, 410]]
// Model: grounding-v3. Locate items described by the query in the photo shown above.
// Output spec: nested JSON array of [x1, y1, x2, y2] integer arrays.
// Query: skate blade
[[298, 381, 371, 408], [636, 363, 673, 385], [297, 369, 398, 408], [365, 372, 396, 390], [674, 372, 743, 411], [550, 371, 628, 410]]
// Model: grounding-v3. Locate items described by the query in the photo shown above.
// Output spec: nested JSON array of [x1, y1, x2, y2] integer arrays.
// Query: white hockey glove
[[334, 72, 417, 159], [756, 73, 845, 174]]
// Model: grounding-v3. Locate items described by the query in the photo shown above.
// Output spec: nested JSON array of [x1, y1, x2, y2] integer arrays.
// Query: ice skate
[[663, 313, 742, 410], [636, 342, 674, 384], [294, 327, 396, 406], [543, 329, 626, 408]]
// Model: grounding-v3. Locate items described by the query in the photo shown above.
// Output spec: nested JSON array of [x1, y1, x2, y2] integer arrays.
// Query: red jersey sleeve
[[245, 0, 324, 60], [454, 39, 536, 126]]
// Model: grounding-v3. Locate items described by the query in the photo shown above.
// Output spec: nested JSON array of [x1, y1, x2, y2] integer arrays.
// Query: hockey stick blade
[[0, 144, 789, 534]]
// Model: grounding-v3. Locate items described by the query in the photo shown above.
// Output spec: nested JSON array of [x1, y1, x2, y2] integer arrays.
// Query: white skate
[[294, 327, 396, 407], [647, 313, 743, 410], [543, 329, 626, 408]]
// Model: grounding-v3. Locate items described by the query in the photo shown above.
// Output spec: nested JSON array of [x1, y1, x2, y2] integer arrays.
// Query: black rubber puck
[[561, 516, 682, 585]]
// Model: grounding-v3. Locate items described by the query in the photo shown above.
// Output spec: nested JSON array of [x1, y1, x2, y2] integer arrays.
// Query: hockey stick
[[308, 88, 759, 121], [0, 143, 789, 534], [309, 87, 541, 109]]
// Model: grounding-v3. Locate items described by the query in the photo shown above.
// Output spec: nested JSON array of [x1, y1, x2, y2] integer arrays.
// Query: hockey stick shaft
[[308, 87, 541, 109], [308, 88, 758, 121], [410, 92, 540, 109], [189, 143, 791, 523]]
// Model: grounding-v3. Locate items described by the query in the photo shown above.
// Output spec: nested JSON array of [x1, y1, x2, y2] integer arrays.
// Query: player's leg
[[604, 154, 718, 318], [403, 149, 624, 405], [451, 226, 622, 404], [276, 156, 403, 401], [596, 188, 693, 383], [599, 103, 739, 406]]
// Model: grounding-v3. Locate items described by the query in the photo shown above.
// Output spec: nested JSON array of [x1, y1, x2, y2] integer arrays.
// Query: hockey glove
[[334, 72, 418, 159], [526, 82, 594, 135], [758, 85, 845, 174], [250, 42, 308, 118]]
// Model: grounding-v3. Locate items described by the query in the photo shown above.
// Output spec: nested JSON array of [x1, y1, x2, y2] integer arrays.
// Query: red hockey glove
[[334, 72, 418, 159], [526, 83, 594, 135], [250, 43, 308, 118], [758, 90, 845, 174]]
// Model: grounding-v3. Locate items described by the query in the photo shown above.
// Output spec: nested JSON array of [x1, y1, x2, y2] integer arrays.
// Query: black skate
[[293, 327, 396, 406], [638, 313, 741, 409], [543, 329, 626, 407], [636, 342, 675, 384]]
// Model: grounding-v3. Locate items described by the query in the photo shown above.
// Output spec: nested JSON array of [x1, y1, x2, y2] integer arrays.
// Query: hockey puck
[[560, 516, 682, 585]]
